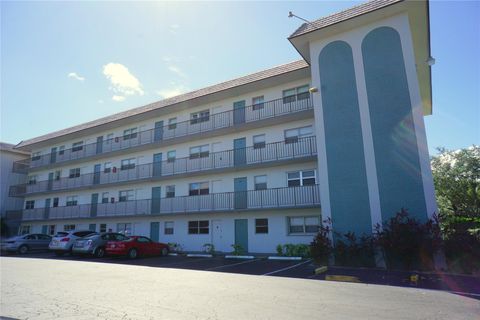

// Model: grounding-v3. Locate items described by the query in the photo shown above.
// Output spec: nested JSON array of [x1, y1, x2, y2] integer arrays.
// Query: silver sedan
[[1, 234, 52, 254]]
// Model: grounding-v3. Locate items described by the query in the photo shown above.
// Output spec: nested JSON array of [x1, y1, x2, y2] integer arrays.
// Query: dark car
[[106, 236, 169, 259], [1, 234, 52, 254]]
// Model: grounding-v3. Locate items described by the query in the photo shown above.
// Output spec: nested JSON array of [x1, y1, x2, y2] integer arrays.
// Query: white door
[[211, 220, 225, 252]]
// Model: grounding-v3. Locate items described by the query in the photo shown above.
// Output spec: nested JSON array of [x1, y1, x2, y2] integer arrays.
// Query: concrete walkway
[[1, 257, 479, 320]]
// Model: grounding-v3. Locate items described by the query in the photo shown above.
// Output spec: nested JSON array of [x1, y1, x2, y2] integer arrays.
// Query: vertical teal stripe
[[362, 27, 427, 222], [319, 41, 372, 237]]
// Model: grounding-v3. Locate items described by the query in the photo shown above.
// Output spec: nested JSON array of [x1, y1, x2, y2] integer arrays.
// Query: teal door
[[50, 147, 57, 164], [234, 219, 248, 253], [233, 100, 246, 124], [96, 136, 103, 154], [151, 187, 161, 214], [150, 222, 160, 242], [153, 153, 162, 177], [93, 164, 101, 184], [47, 172, 54, 191], [42, 225, 48, 234], [89, 224, 96, 232], [234, 177, 247, 209], [90, 193, 98, 217], [44, 199, 51, 219], [154, 121, 164, 142], [234, 138, 246, 166]]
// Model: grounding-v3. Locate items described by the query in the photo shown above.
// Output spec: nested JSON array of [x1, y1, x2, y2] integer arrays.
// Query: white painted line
[[224, 255, 255, 259], [206, 258, 258, 271], [186, 254, 212, 258], [262, 259, 312, 276], [268, 256, 302, 261]]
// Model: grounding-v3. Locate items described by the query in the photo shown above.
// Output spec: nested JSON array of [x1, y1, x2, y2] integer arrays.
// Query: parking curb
[[268, 256, 302, 261], [325, 275, 361, 283], [186, 254, 213, 258], [224, 255, 255, 259], [315, 266, 328, 274]]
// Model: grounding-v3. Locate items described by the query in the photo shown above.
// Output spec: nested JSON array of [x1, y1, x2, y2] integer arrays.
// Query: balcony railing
[[21, 185, 321, 221], [10, 136, 317, 197], [16, 96, 313, 170]]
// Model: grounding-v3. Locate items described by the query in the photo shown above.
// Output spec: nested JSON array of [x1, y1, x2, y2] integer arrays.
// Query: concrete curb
[[224, 255, 255, 259], [315, 266, 328, 274], [268, 256, 302, 261], [325, 275, 361, 283], [186, 254, 213, 258]]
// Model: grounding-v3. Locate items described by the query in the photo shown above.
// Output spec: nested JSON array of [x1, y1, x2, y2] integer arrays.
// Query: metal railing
[[15, 96, 313, 170], [10, 136, 317, 197], [21, 185, 321, 221]]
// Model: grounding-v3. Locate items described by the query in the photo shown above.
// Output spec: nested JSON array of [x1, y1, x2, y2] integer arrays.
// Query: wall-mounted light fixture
[[427, 56, 435, 66], [309, 87, 318, 93]]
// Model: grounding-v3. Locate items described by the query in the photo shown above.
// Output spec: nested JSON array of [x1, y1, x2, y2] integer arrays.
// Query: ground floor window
[[48, 225, 55, 235], [100, 224, 107, 233], [164, 221, 174, 235], [64, 224, 75, 231], [117, 223, 132, 235], [287, 216, 320, 234], [188, 220, 209, 234], [255, 218, 269, 234], [19, 225, 31, 235]]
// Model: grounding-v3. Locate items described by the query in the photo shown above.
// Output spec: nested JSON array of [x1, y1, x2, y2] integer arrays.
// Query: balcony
[[10, 137, 317, 197], [16, 96, 313, 170], [21, 185, 321, 221]]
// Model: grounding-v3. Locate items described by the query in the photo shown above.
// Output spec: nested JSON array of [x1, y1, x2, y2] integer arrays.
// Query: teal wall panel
[[362, 27, 427, 222], [319, 41, 372, 237]]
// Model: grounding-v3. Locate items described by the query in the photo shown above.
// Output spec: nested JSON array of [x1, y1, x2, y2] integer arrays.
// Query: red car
[[106, 236, 169, 259]]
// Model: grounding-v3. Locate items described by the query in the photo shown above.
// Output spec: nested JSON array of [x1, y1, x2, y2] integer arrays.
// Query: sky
[[1, 1, 479, 155]]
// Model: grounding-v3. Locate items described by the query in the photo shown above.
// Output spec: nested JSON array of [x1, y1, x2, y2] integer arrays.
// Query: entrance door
[[96, 136, 103, 154], [47, 172, 54, 191], [89, 224, 96, 232], [50, 147, 57, 164], [42, 225, 48, 235], [233, 138, 246, 166], [44, 199, 51, 220], [90, 193, 98, 217], [211, 220, 224, 252], [153, 153, 162, 177], [234, 219, 248, 253], [151, 187, 161, 214], [150, 222, 160, 242], [93, 164, 101, 185], [154, 121, 164, 142], [234, 177, 247, 209], [233, 100, 246, 124]]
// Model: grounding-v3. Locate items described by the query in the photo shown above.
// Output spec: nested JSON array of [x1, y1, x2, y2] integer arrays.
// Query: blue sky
[[1, 1, 478, 155]]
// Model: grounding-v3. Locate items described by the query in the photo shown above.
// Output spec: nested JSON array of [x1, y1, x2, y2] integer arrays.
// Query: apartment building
[[10, 0, 436, 254]]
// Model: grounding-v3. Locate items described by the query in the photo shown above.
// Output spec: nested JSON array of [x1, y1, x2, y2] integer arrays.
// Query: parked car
[[72, 232, 128, 258], [106, 236, 169, 259], [49, 230, 97, 256], [1, 234, 52, 254]]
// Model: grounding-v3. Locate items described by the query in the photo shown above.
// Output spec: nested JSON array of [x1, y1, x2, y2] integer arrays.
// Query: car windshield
[[83, 234, 99, 240], [54, 232, 68, 237]]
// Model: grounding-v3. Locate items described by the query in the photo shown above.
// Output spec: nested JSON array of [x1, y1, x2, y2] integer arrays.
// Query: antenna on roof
[[288, 11, 310, 23]]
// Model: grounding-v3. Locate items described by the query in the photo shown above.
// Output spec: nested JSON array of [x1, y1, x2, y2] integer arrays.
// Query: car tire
[[54, 251, 64, 256], [128, 248, 138, 259], [95, 247, 105, 258], [161, 247, 168, 256], [18, 245, 29, 254]]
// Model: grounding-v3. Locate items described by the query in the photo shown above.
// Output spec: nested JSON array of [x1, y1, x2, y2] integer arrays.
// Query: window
[[188, 220, 209, 234], [189, 182, 209, 196], [27, 175, 37, 185], [288, 216, 320, 234], [253, 134, 266, 149], [54, 170, 61, 180], [119, 190, 134, 202], [168, 118, 177, 130], [66, 196, 78, 206], [121, 158, 136, 170], [190, 110, 210, 124], [252, 96, 265, 110], [117, 223, 132, 235], [106, 133, 114, 143], [104, 162, 112, 173], [102, 192, 109, 203], [64, 224, 75, 231], [282, 85, 309, 103], [100, 224, 107, 233], [284, 126, 313, 144], [69, 168, 80, 178], [254, 175, 267, 190], [72, 141, 84, 152], [25, 200, 35, 210], [59, 146, 65, 155], [255, 218, 269, 234], [287, 170, 316, 187], [164, 221, 174, 235], [48, 225, 56, 236], [123, 128, 138, 140], [31, 152, 41, 161], [166, 185, 175, 198], [167, 150, 176, 163], [53, 198, 59, 208], [19, 225, 31, 235], [189, 145, 209, 159]]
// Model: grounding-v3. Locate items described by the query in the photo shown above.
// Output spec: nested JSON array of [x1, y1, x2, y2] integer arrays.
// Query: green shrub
[[310, 218, 333, 264], [276, 244, 311, 258], [276, 244, 284, 256], [334, 232, 375, 267], [231, 244, 245, 256]]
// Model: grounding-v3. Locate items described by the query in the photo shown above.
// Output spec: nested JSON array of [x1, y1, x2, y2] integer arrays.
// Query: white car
[[49, 230, 97, 256]]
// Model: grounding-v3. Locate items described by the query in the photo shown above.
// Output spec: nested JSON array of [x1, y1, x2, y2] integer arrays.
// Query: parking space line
[[205, 258, 259, 271], [262, 259, 312, 276]]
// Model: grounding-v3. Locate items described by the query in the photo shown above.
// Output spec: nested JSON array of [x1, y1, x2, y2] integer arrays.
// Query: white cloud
[[167, 65, 187, 78], [112, 95, 126, 102], [156, 85, 188, 99], [169, 24, 180, 34], [98, 99, 104, 104], [103, 63, 144, 101], [67, 72, 85, 81]]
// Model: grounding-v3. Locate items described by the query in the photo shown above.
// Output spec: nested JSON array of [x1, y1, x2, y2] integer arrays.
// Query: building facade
[[10, 0, 436, 254]]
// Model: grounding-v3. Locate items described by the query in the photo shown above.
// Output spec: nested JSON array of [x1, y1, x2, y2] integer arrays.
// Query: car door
[[38, 234, 52, 250], [137, 237, 154, 255], [25, 235, 39, 250]]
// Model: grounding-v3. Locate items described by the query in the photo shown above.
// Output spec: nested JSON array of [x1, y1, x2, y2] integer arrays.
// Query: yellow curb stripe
[[325, 275, 361, 283]]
